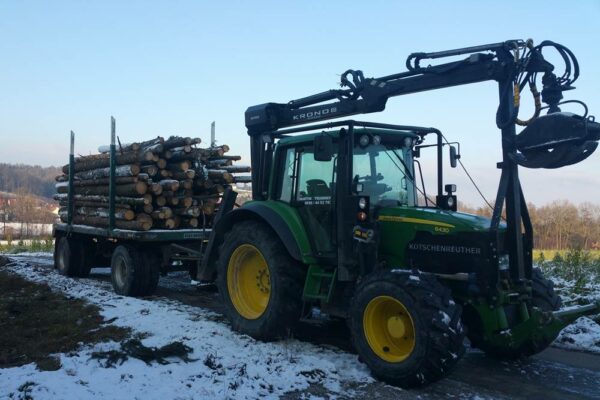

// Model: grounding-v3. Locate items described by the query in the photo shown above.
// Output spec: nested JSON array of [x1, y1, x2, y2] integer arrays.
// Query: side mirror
[[449, 145, 460, 168], [314, 134, 333, 162]]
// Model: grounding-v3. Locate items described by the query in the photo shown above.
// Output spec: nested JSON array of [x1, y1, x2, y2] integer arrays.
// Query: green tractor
[[200, 40, 600, 387]]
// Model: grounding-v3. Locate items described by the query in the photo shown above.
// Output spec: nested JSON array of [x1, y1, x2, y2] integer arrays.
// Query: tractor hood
[[377, 206, 504, 233], [377, 206, 506, 274]]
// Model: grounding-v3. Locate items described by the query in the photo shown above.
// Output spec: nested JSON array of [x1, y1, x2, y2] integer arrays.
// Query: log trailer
[[54, 39, 600, 387]]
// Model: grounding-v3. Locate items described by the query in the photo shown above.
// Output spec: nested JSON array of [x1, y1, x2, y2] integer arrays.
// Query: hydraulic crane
[[209, 39, 600, 387]]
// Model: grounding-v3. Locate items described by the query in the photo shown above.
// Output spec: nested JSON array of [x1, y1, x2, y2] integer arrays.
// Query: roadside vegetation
[[535, 248, 600, 325], [536, 249, 600, 289], [0, 238, 53, 254]]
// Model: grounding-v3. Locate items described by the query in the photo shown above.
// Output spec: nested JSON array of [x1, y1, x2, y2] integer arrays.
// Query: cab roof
[[277, 127, 420, 147]]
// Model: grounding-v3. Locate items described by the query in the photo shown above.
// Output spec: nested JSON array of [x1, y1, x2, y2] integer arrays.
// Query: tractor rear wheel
[[466, 267, 562, 359], [216, 221, 304, 340], [349, 270, 465, 388]]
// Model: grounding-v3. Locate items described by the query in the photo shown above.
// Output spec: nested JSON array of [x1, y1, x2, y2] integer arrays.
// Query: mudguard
[[200, 201, 313, 280]]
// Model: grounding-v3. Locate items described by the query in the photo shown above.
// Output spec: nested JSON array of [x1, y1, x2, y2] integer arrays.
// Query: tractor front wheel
[[349, 270, 465, 388], [216, 221, 304, 340]]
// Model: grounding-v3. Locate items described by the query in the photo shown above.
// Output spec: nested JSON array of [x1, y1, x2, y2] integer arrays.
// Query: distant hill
[[0, 163, 61, 199]]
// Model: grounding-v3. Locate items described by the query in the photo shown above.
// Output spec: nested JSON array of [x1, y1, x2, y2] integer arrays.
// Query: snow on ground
[[546, 274, 600, 354], [1, 253, 600, 399], [0, 257, 373, 400]]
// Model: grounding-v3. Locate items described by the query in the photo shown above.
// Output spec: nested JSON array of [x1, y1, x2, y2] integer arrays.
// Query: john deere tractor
[[199, 40, 600, 387]]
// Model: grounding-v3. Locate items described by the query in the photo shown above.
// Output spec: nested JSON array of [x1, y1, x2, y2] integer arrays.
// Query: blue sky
[[1, 0, 599, 206]]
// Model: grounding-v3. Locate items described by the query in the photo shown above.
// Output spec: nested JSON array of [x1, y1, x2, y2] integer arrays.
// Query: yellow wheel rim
[[227, 244, 271, 320], [363, 295, 416, 362]]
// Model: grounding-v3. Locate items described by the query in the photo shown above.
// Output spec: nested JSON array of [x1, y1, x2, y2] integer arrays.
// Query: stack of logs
[[55, 136, 250, 231]]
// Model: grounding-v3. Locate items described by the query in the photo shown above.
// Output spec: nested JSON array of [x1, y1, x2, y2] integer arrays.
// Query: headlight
[[359, 135, 370, 147], [372, 135, 381, 146], [358, 197, 367, 209], [446, 196, 455, 209]]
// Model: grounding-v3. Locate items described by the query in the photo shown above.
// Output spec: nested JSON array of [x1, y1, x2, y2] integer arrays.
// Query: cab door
[[277, 144, 338, 260]]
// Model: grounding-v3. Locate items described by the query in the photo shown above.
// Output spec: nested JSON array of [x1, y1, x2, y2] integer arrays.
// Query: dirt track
[[10, 254, 600, 400]]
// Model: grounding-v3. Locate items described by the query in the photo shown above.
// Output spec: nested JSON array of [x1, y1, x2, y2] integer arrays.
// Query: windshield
[[353, 142, 416, 207]]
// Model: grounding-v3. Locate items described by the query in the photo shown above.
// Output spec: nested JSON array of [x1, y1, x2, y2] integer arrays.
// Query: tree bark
[[207, 169, 233, 183], [62, 150, 158, 174], [167, 160, 192, 172], [171, 169, 196, 180], [156, 159, 167, 169], [141, 165, 159, 177], [154, 218, 177, 229], [60, 174, 148, 187], [180, 217, 199, 228], [222, 165, 251, 173], [98, 136, 164, 153], [180, 179, 193, 190], [158, 169, 172, 178], [54, 193, 152, 205], [232, 175, 252, 183], [60, 214, 153, 231], [154, 195, 167, 207], [164, 192, 180, 206], [74, 164, 141, 180], [151, 207, 173, 220], [57, 182, 148, 196], [174, 206, 201, 217], [159, 179, 180, 192], [163, 136, 201, 150], [60, 206, 136, 221]]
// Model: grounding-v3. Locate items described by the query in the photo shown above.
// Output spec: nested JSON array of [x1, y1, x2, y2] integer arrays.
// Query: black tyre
[[349, 270, 465, 388], [140, 251, 161, 296], [110, 245, 160, 296], [466, 267, 562, 359], [54, 237, 84, 277], [216, 221, 304, 340], [78, 239, 96, 278]]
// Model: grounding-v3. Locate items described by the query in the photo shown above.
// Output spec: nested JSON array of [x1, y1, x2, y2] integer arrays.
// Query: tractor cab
[[262, 121, 468, 276], [271, 123, 421, 260]]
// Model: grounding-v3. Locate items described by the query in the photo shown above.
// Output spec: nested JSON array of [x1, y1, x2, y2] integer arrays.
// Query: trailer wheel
[[110, 245, 159, 296], [78, 240, 96, 278], [349, 270, 465, 388], [55, 237, 85, 277], [216, 221, 304, 340], [140, 251, 161, 296], [466, 267, 562, 359]]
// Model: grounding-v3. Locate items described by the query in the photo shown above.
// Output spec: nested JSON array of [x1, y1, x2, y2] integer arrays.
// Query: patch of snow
[[439, 311, 451, 325], [539, 263, 600, 354], [6, 252, 55, 267], [554, 317, 600, 354], [0, 260, 374, 400]]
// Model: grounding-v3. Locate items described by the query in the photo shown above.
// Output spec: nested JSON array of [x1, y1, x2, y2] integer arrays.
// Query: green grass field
[[534, 249, 600, 262], [0, 238, 53, 254]]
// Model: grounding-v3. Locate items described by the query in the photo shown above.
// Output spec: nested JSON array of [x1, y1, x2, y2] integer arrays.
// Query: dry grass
[[0, 269, 129, 371]]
